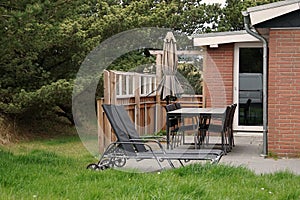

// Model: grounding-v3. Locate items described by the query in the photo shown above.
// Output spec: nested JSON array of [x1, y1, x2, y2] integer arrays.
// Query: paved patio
[[116, 134, 300, 174], [220, 135, 300, 175]]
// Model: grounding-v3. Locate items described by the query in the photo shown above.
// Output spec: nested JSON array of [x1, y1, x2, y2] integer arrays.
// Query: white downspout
[[242, 11, 268, 157]]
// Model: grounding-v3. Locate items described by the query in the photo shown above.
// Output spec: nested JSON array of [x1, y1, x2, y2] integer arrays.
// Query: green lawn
[[0, 135, 299, 200]]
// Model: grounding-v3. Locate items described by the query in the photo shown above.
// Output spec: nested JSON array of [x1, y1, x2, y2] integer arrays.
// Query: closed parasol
[[157, 32, 184, 104]]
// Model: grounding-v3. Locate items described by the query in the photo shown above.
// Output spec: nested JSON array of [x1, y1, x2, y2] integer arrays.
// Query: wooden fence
[[97, 70, 204, 153]]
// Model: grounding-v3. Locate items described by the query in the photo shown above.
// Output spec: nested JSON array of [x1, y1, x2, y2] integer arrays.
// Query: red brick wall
[[204, 44, 234, 107], [268, 29, 300, 157]]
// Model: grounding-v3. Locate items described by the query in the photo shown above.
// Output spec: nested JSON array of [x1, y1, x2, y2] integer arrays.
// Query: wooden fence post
[[134, 73, 141, 133], [155, 53, 162, 132], [102, 70, 111, 151], [110, 71, 117, 142], [97, 98, 104, 153]]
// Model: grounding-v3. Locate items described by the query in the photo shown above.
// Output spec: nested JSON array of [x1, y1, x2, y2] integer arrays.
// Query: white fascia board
[[247, 1, 300, 25], [193, 32, 259, 47]]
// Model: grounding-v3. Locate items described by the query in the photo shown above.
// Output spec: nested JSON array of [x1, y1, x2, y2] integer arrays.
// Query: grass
[[1, 135, 300, 200]]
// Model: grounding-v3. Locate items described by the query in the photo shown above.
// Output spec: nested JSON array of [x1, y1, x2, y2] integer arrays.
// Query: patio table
[[166, 107, 226, 149]]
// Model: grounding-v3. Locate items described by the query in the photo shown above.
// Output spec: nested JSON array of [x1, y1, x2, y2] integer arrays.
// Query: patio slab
[[114, 135, 300, 174], [220, 135, 300, 175]]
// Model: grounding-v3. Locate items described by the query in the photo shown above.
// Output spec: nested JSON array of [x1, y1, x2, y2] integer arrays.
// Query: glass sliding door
[[234, 43, 263, 132]]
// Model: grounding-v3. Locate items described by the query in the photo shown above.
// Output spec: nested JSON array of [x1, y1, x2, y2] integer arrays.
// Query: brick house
[[193, 0, 300, 157]]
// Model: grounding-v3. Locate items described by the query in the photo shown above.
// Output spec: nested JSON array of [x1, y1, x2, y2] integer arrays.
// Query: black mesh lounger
[[87, 104, 224, 171]]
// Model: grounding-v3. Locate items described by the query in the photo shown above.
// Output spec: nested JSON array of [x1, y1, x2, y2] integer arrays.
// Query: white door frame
[[233, 42, 263, 132]]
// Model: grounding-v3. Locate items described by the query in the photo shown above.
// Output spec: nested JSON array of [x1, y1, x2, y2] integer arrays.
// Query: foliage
[[0, 0, 281, 125], [0, 0, 99, 122], [0, 136, 299, 199], [107, 49, 156, 73], [177, 63, 203, 94]]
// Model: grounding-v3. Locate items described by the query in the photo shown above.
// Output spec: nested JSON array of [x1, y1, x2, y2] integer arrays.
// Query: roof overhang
[[193, 31, 260, 47], [246, 0, 300, 25]]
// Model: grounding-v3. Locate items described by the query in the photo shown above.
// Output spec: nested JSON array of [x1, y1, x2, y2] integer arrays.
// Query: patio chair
[[173, 102, 199, 149], [165, 104, 181, 148], [227, 104, 237, 149], [166, 103, 199, 148], [202, 105, 232, 153], [87, 104, 224, 171], [197, 114, 211, 146]]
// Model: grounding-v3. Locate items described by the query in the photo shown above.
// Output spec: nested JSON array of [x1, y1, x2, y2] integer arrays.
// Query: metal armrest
[[129, 138, 166, 154]]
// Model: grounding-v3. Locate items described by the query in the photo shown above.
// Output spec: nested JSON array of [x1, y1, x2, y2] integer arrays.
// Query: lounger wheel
[[111, 157, 126, 167], [110, 147, 127, 167], [86, 163, 100, 170]]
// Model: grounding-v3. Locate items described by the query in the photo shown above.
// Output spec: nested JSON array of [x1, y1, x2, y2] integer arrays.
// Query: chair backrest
[[223, 106, 232, 131], [207, 106, 231, 133], [165, 104, 179, 127], [174, 102, 181, 109], [228, 104, 237, 129], [165, 104, 176, 112], [116, 105, 147, 152], [113, 105, 148, 152], [102, 104, 136, 153]]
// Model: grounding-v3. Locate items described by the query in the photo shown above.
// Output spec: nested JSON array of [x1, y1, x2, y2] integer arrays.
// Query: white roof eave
[[193, 31, 259, 47], [247, 0, 300, 25]]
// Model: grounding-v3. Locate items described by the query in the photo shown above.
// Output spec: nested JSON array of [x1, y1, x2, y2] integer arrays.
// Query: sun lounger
[[87, 104, 224, 171]]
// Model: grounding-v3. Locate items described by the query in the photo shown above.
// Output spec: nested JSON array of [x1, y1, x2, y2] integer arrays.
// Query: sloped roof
[[192, 1, 300, 47], [245, 0, 300, 25], [193, 30, 259, 47]]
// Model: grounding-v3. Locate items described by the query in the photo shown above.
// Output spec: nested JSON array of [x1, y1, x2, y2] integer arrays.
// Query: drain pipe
[[242, 11, 268, 157]]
